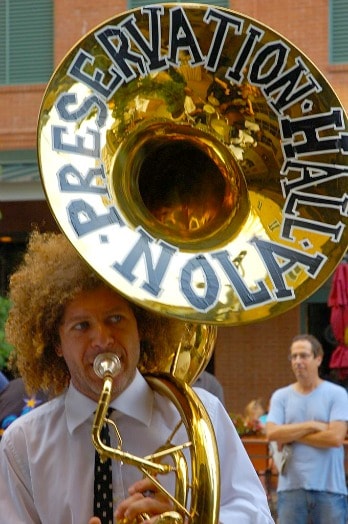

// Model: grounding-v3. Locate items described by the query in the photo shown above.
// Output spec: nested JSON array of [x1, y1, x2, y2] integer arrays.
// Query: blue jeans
[[277, 489, 347, 524]]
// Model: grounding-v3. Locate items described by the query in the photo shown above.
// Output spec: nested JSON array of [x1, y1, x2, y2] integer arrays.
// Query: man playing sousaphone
[[0, 232, 274, 523]]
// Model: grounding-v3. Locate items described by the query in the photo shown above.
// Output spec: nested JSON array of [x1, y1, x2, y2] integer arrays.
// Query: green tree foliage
[[0, 296, 13, 369]]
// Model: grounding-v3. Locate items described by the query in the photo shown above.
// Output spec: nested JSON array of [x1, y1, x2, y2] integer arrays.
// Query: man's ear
[[55, 344, 63, 357]]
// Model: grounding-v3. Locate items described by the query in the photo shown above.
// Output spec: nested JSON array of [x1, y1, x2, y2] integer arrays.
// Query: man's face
[[289, 339, 321, 381], [57, 285, 140, 401]]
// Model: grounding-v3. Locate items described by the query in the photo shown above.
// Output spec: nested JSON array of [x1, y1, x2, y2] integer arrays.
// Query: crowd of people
[[0, 233, 347, 523]]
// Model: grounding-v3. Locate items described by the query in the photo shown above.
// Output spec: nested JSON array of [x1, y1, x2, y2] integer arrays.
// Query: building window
[[0, 0, 53, 85], [128, 0, 229, 9], [329, 0, 348, 64]]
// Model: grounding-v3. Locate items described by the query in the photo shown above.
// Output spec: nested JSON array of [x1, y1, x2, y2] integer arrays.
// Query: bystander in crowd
[[266, 334, 348, 524]]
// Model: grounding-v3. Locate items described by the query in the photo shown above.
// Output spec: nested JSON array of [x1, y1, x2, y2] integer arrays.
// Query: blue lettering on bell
[[59, 165, 109, 194], [224, 25, 263, 83], [113, 229, 177, 297], [55, 92, 108, 128], [68, 49, 124, 100], [249, 41, 289, 86], [96, 26, 147, 79], [252, 237, 326, 299], [263, 57, 320, 114], [68, 200, 124, 236], [117, 7, 167, 72], [280, 160, 348, 196], [180, 256, 219, 311], [281, 109, 348, 158], [167, 7, 205, 67], [282, 191, 347, 242], [212, 251, 271, 307], [204, 8, 244, 73], [53, 126, 100, 157], [48, 3, 348, 317]]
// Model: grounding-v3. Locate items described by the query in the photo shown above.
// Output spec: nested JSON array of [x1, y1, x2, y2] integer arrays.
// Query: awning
[[0, 162, 45, 201], [328, 261, 348, 379]]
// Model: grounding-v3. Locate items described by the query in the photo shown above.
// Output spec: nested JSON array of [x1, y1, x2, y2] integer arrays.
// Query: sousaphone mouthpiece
[[93, 353, 121, 379]]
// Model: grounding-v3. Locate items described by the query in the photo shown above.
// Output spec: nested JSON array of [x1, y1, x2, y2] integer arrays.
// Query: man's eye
[[74, 321, 89, 331], [110, 315, 122, 323]]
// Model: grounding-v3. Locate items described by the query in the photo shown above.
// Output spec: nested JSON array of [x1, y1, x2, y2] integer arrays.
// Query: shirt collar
[[66, 369, 154, 434]]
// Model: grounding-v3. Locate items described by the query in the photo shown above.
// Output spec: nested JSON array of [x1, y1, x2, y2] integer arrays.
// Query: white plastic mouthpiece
[[93, 353, 122, 379]]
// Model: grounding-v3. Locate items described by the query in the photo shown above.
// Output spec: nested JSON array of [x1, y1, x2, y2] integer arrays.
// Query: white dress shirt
[[0, 370, 274, 523]]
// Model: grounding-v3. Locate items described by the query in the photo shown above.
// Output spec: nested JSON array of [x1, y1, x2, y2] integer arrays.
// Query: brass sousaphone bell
[[37, 4, 348, 522]]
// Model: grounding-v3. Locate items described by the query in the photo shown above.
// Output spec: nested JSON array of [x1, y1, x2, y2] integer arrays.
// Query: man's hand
[[114, 477, 175, 523]]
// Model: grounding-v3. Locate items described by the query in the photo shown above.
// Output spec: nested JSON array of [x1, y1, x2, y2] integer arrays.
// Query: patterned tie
[[94, 410, 114, 523]]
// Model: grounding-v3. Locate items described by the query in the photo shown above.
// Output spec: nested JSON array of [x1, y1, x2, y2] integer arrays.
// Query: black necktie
[[94, 410, 114, 523]]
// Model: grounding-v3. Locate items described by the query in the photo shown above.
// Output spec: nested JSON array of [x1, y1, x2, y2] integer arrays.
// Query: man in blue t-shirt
[[266, 334, 348, 524]]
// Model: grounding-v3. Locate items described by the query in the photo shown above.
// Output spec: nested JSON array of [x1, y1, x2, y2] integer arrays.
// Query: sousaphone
[[37, 4, 348, 522]]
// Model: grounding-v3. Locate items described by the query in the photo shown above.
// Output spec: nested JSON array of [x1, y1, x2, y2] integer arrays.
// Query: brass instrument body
[[92, 373, 174, 475], [38, 3, 348, 326], [93, 359, 220, 523]]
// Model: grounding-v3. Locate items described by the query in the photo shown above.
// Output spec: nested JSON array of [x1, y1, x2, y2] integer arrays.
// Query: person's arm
[[0, 444, 40, 523], [298, 420, 347, 448], [266, 420, 328, 444]]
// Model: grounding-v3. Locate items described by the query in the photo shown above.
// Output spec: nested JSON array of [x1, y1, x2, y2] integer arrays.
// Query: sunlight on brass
[[93, 354, 220, 523], [38, 3, 348, 325]]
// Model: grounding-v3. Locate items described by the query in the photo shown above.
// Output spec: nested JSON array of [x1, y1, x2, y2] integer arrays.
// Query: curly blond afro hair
[[5, 232, 186, 397]]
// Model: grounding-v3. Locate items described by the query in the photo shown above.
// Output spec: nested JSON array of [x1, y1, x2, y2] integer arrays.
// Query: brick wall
[[215, 308, 298, 414], [54, 0, 128, 63]]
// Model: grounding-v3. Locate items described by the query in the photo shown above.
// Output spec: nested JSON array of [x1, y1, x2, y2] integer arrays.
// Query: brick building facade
[[0, 0, 347, 413]]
